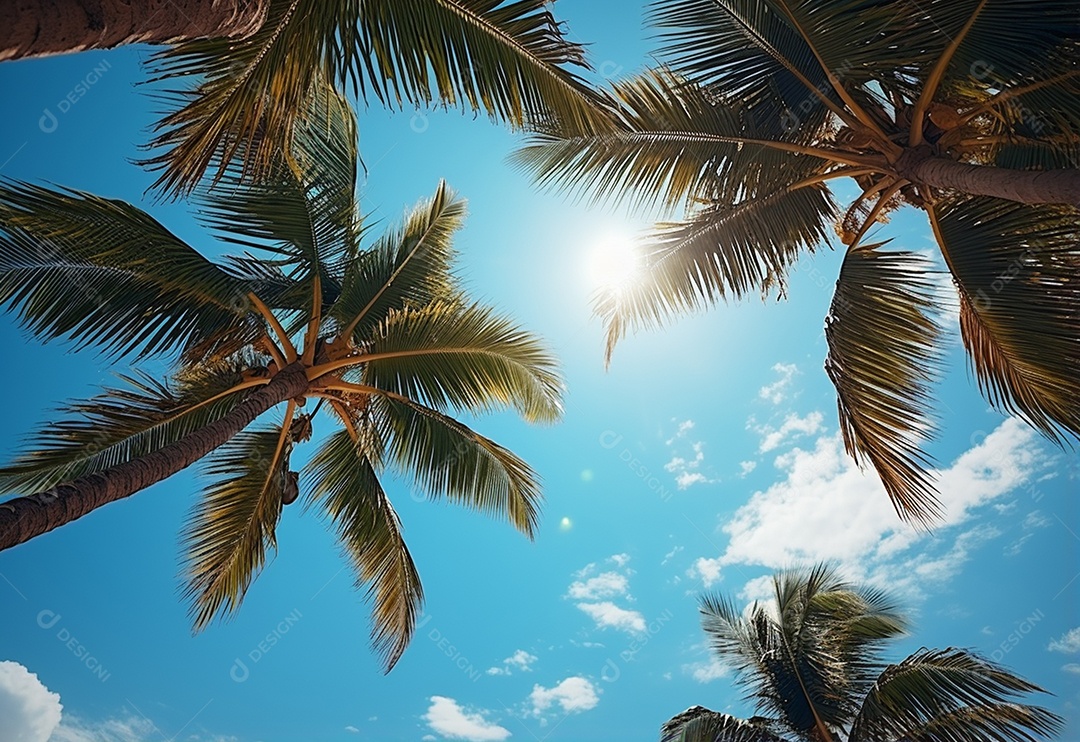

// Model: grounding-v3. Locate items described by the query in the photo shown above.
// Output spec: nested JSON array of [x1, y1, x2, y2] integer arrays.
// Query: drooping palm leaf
[[824, 246, 944, 523], [930, 197, 1080, 443], [516, 69, 829, 214], [360, 301, 563, 423], [183, 425, 295, 628], [0, 181, 254, 359], [595, 182, 835, 363], [849, 648, 1063, 742], [305, 429, 422, 671], [144, 0, 608, 195], [375, 394, 542, 536], [661, 706, 789, 742]]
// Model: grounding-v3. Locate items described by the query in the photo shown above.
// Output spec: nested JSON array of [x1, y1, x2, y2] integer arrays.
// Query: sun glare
[[584, 231, 642, 295]]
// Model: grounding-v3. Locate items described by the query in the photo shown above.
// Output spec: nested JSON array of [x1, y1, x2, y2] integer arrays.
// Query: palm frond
[[330, 181, 463, 342], [931, 197, 1080, 443], [144, 0, 607, 195], [305, 429, 422, 671], [849, 647, 1063, 742], [375, 394, 542, 537], [515, 69, 823, 214], [596, 182, 835, 364], [824, 245, 944, 523], [192, 79, 360, 293], [0, 181, 258, 359], [360, 301, 563, 424], [0, 363, 258, 494], [649, 0, 842, 138], [661, 706, 789, 742], [183, 426, 294, 629]]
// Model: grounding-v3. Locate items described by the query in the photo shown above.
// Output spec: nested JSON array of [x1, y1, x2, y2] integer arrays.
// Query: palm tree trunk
[[0, 0, 270, 62], [897, 146, 1080, 206], [0, 362, 309, 551]]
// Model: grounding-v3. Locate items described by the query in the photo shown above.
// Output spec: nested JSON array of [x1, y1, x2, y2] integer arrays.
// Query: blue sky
[[0, 2, 1078, 740]]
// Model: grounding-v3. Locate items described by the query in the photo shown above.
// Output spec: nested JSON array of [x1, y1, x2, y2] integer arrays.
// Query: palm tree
[[516, 0, 1080, 523], [0, 85, 562, 670], [2, 0, 609, 196], [663, 565, 1062, 742]]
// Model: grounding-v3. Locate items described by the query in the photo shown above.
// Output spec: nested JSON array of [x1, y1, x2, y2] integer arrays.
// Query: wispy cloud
[[665, 422, 717, 489], [1049, 627, 1080, 654], [759, 363, 799, 405], [487, 650, 538, 676], [568, 572, 629, 600], [757, 411, 824, 453]]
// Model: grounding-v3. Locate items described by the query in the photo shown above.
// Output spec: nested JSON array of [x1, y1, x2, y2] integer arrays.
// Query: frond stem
[[910, 0, 989, 146], [248, 292, 297, 362]]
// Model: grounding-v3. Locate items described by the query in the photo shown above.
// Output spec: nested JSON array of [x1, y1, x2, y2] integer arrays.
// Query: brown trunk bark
[[0, 361, 308, 551], [897, 146, 1080, 206], [0, 0, 270, 62]]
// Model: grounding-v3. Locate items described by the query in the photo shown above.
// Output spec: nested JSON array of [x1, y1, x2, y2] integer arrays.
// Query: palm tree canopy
[[0, 83, 563, 671], [516, 0, 1080, 523], [662, 564, 1062, 742], [142, 0, 612, 195]]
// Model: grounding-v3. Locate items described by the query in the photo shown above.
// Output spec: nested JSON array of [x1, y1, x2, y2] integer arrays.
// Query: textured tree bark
[[0, 362, 309, 551], [0, 0, 270, 62], [897, 146, 1080, 206]]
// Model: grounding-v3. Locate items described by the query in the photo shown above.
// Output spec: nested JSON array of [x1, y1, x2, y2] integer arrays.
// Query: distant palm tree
[[663, 565, 1061, 742], [2, 0, 608, 196], [0, 85, 562, 670], [517, 0, 1080, 523]]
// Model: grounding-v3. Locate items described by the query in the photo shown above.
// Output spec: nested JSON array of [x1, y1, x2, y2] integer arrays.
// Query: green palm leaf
[[144, 0, 607, 194], [192, 80, 360, 290], [329, 181, 463, 343], [0, 362, 257, 494], [305, 429, 422, 672], [931, 197, 1080, 443], [649, 0, 841, 138], [0, 181, 254, 359], [183, 426, 294, 629], [849, 648, 1063, 742], [824, 246, 944, 523], [375, 394, 542, 537], [516, 69, 816, 213], [360, 301, 563, 424], [596, 183, 835, 364], [661, 707, 789, 742]]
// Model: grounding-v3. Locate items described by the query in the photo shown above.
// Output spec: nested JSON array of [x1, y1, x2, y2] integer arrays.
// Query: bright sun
[[584, 230, 641, 295]]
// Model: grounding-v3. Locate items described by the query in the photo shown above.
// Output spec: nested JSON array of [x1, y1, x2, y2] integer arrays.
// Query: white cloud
[[1049, 627, 1080, 654], [758, 411, 824, 453], [608, 553, 631, 568], [687, 557, 724, 588], [0, 662, 61, 742], [759, 363, 798, 405], [529, 677, 599, 716], [662, 546, 683, 566], [713, 418, 1046, 597], [567, 572, 629, 600], [739, 461, 757, 477], [575, 602, 646, 634], [487, 650, 537, 676], [686, 657, 730, 683], [51, 716, 217, 742], [424, 697, 510, 742], [667, 419, 696, 445], [665, 439, 715, 489], [738, 575, 775, 604], [1062, 663, 1080, 675], [344, 726, 359, 734]]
